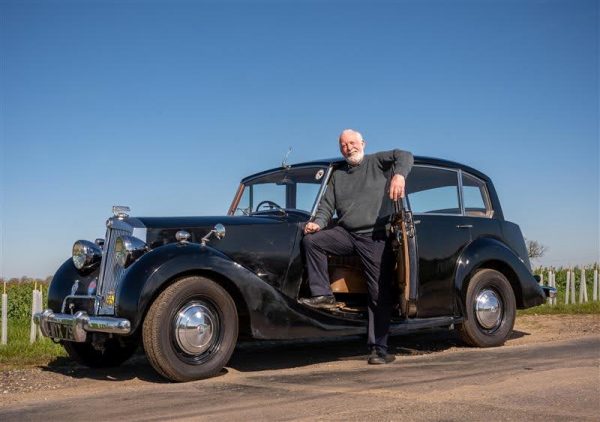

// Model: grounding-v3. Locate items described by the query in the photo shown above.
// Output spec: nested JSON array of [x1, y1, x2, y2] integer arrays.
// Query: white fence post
[[30, 283, 42, 344], [581, 268, 588, 303], [565, 270, 571, 305], [1, 282, 7, 346], [539, 272, 544, 286], [37, 287, 43, 338], [570, 269, 576, 304], [593, 269, 598, 302], [30, 286, 37, 343]]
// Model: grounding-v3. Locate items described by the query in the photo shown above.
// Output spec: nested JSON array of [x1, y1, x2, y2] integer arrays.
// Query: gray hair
[[339, 129, 364, 142]]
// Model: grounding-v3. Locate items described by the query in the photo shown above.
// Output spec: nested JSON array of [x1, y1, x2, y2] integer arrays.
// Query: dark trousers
[[302, 226, 395, 350]]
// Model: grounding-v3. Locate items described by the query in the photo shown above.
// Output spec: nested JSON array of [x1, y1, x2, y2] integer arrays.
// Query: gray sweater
[[313, 150, 414, 233]]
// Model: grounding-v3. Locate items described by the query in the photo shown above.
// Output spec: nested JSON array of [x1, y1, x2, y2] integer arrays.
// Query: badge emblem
[[315, 169, 325, 180], [88, 280, 97, 296]]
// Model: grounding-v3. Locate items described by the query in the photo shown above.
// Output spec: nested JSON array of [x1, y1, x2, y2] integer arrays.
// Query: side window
[[296, 183, 321, 213], [234, 184, 287, 215], [406, 167, 461, 214], [462, 173, 492, 217]]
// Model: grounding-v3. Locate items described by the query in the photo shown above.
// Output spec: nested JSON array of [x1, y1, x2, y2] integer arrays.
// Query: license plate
[[47, 321, 77, 341]]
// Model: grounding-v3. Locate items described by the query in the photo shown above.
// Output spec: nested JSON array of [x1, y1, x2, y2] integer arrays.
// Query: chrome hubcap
[[475, 289, 503, 330], [174, 301, 219, 355]]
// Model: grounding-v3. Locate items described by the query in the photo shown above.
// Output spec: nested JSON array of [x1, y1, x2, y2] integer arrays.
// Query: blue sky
[[1, 0, 598, 278]]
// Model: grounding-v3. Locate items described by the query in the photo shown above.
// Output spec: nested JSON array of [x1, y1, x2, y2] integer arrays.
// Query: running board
[[389, 316, 461, 335]]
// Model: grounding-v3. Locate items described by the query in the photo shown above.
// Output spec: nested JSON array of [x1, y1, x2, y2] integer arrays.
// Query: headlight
[[114, 235, 147, 268], [72, 240, 103, 271]]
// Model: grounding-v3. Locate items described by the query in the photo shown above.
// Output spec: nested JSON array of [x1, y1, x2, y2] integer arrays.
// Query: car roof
[[242, 155, 492, 183]]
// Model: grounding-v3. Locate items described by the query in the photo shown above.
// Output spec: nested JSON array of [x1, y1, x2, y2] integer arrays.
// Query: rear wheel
[[62, 337, 138, 368], [142, 276, 238, 382], [457, 269, 516, 347]]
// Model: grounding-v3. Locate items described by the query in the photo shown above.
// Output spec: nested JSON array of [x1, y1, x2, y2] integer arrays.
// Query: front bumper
[[541, 285, 557, 299], [34, 309, 131, 342]]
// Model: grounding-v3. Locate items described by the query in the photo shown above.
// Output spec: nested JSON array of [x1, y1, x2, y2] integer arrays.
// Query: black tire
[[142, 276, 238, 382], [457, 269, 516, 347], [62, 337, 138, 368]]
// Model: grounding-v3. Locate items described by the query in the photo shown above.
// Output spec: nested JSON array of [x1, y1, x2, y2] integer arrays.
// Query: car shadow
[[229, 328, 465, 372], [42, 352, 169, 383], [509, 330, 530, 340], [40, 329, 468, 382]]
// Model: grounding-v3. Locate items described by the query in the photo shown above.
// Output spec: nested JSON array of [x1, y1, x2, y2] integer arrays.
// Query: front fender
[[48, 259, 100, 312], [116, 242, 235, 332], [454, 237, 545, 314]]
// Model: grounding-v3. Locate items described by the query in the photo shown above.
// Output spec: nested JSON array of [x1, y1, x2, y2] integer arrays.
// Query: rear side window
[[462, 173, 492, 217], [406, 167, 460, 214]]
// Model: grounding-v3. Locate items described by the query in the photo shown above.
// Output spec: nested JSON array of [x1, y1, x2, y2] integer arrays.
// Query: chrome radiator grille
[[96, 224, 133, 315]]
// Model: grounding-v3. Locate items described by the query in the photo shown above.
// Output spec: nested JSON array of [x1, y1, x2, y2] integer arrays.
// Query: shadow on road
[[230, 327, 464, 372], [40, 328, 480, 382], [42, 353, 167, 383]]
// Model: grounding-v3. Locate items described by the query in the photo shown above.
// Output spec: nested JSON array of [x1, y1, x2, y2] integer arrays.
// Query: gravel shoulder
[[1, 314, 598, 408]]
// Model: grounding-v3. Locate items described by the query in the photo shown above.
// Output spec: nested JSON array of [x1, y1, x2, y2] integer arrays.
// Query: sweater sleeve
[[374, 149, 414, 178], [312, 177, 335, 229]]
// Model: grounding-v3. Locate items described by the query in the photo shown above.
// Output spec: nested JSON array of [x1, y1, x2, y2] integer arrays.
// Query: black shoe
[[368, 347, 395, 365], [299, 295, 337, 309]]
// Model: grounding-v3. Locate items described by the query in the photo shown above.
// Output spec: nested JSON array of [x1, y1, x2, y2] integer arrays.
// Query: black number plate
[[47, 322, 76, 341]]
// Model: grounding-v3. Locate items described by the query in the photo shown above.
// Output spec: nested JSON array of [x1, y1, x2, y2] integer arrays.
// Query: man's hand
[[304, 222, 321, 234], [389, 174, 406, 201]]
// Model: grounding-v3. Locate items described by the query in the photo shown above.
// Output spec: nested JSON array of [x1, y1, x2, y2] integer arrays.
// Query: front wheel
[[457, 269, 516, 347], [142, 276, 238, 382]]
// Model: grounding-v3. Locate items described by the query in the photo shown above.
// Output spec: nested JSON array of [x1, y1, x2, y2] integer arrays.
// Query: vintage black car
[[35, 156, 555, 382]]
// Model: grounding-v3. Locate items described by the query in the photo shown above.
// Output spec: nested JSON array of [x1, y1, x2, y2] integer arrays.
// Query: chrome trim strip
[[458, 169, 466, 215], [311, 165, 334, 218]]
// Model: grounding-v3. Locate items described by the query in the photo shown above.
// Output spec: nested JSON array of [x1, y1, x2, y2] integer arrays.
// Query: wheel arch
[[116, 243, 255, 335], [139, 269, 252, 340], [454, 237, 544, 316]]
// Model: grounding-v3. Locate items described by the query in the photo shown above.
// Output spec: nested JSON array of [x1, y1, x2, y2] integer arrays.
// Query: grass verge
[[0, 320, 66, 369], [517, 301, 600, 316]]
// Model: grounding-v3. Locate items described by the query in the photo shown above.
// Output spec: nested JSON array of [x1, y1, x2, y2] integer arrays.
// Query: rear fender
[[454, 237, 545, 315]]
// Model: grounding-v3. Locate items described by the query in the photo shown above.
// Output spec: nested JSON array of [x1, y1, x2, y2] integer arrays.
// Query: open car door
[[392, 197, 419, 317]]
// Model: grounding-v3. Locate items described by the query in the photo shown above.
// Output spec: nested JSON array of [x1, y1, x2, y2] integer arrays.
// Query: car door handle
[[456, 224, 473, 229]]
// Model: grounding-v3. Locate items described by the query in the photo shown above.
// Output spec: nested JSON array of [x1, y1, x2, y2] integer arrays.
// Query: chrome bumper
[[541, 285, 557, 299], [34, 309, 131, 342]]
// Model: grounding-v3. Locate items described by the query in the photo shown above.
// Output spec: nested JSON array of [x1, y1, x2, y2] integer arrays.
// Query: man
[[300, 129, 413, 365]]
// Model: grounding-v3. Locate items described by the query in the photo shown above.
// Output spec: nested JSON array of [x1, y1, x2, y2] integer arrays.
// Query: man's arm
[[374, 149, 414, 200]]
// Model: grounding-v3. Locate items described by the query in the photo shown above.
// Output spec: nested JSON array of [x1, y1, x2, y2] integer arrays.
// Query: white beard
[[345, 150, 364, 166]]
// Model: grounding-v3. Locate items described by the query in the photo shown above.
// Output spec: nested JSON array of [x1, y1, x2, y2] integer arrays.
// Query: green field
[[0, 281, 66, 368], [1, 268, 599, 368]]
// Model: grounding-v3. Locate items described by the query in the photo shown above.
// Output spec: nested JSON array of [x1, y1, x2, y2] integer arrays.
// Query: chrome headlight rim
[[115, 235, 147, 268], [72, 240, 103, 271]]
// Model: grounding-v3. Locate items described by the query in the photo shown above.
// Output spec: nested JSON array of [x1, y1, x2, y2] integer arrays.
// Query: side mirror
[[201, 224, 226, 246], [214, 224, 226, 239]]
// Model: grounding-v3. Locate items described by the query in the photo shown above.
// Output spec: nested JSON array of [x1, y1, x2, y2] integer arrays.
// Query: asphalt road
[[1, 334, 598, 421]]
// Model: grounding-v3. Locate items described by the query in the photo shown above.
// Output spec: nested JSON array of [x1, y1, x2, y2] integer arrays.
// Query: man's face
[[339, 134, 365, 165]]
